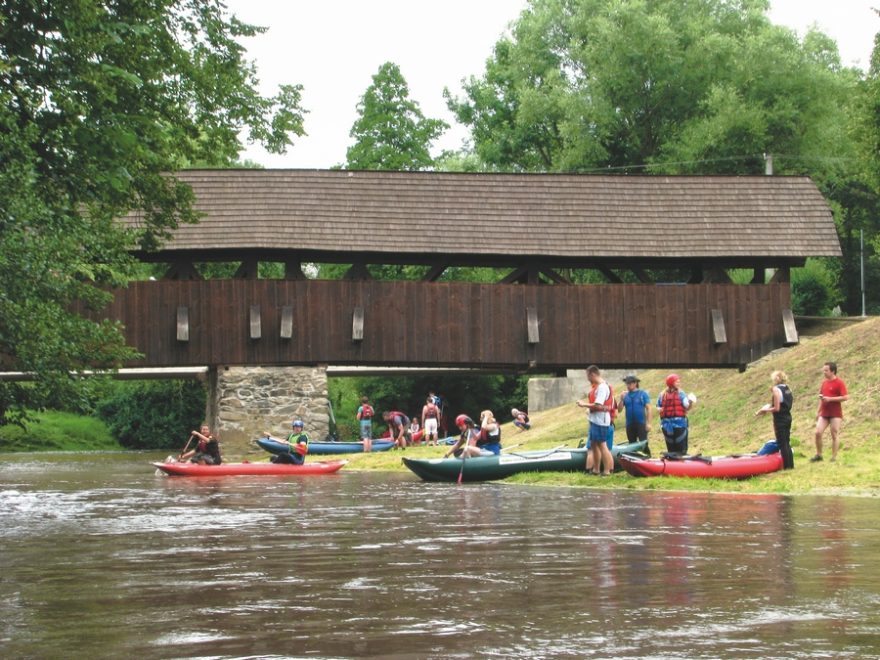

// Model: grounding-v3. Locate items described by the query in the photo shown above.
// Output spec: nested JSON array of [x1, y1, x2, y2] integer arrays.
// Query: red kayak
[[152, 460, 347, 477], [618, 452, 783, 479]]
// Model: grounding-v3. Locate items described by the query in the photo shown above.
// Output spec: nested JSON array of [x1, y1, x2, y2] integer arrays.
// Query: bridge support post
[[207, 365, 330, 457]]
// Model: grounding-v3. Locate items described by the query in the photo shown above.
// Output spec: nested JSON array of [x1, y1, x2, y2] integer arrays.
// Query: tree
[[446, 0, 854, 175], [345, 62, 447, 171], [0, 0, 306, 425]]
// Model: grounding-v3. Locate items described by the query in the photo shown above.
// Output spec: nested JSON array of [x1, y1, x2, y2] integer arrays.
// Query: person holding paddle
[[444, 414, 487, 459], [267, 419, 309, 464], [179, 423, 222, 465]]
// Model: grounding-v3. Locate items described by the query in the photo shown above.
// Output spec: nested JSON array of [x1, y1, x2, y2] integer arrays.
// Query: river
[[1, 452, 879, 658]]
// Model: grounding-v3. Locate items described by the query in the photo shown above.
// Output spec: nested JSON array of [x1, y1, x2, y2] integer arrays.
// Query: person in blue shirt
[[619, 374, 652, 456]]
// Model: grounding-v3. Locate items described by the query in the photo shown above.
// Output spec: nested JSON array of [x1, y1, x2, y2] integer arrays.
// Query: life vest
[[660, 390, 687, 418], [360, 404, 373, 419], [477, 425, 501, 446], [287, 432, 309, 456], [424, 402, 438, 419], [776, 384, 793, 415], [388, 411, 409, 428], [588, 383, 617, 421]]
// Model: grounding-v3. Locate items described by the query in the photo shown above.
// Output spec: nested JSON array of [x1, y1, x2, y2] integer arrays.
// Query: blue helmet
[[292, 419, 304, 429]]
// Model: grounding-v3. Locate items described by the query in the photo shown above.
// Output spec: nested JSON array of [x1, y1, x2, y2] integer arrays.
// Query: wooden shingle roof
[[125, 169, 840, 262]]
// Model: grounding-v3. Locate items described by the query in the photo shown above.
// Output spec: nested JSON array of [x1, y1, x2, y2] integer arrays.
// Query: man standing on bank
[[811, 361, 848, 463], [619, 374, 652, 457], [576, 365, 615, 476]]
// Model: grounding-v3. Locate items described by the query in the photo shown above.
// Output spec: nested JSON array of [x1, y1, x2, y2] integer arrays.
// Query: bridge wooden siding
[[100, 279, 791, 370]]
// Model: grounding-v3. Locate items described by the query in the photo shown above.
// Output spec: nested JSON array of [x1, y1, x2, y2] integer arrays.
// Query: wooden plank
[[176, 306, 189, 342], [711, 308, 727, 344], [782, 308, 799, 345], [527, 306, 540, 344], [352, 306, 364, 342], [280, 306, 293, 339], [250, 305, 261, 340]]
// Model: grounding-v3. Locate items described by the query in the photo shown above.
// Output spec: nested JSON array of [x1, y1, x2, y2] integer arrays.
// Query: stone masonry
[[207, 365, 330, 457]]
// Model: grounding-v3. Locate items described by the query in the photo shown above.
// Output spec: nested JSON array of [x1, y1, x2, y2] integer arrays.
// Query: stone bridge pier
[[206, 365, 330, 457]]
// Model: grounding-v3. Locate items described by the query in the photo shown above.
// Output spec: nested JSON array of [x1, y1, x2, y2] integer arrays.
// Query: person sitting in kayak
[[477, 410, 502, 455], [179, 423, 221, 465], [267, 419, 309, 464], [444, 414, 490, 459]]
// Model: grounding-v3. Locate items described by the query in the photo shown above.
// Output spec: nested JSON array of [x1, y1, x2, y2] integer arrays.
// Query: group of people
[[355, 392, 447, 450], [577, 359, 848, 473]]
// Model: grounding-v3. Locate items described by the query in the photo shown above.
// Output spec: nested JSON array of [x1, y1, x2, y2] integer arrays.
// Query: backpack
[[360, 404, 373, 419]]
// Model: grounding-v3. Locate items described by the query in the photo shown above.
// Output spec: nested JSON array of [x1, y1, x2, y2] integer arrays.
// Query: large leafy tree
[[0, 0, 306, 425], [447, 0, 852, 174], [345, 61, 448, 171]]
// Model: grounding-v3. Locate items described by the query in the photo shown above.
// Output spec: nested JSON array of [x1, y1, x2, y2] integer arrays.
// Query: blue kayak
[[257, 437, 396, 455]]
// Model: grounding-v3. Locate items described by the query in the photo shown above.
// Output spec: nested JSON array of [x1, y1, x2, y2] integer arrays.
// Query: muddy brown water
[[2, 452, 879, 658]]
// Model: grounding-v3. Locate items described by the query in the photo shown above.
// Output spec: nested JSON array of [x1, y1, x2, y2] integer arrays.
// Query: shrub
[[96, 380, 206, 450], [791, 260, 838, 316]]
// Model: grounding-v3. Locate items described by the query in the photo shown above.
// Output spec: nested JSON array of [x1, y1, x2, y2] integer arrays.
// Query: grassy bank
[[0, 411, 121, 452], [328, 316, 880, 497]]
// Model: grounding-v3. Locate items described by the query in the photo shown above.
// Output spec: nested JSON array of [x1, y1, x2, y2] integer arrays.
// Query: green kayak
[[402, 440, 647, 483]]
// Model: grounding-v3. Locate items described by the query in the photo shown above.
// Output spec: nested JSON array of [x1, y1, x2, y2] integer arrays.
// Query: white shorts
[[424, 418, 439, 435]]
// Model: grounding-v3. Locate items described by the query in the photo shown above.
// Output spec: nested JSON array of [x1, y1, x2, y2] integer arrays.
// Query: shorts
[[424, 418, 439, 435], [588, 423, 611, 446], [359, 419, 372, 439], [476, 442, 501, 455]]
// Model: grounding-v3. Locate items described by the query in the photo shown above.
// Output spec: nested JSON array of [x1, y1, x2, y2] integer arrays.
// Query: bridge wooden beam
[[280, 306, 293, 339], [176, 306, 189, 342], [782, 308, 799, 345], [249, 305, 262, 340], [710, 309, 727, 344], [352, 307, 364, 342]]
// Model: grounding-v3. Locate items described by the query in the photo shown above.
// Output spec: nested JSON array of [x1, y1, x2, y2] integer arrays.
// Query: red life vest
[[660, 390, 687, 418], [360, 404, 373, 419], [588, 383, 617, 421]]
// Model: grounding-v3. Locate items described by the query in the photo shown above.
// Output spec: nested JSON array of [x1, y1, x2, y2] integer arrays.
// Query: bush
[[96, 380, 206, 450], [791, 260, 838, 316]]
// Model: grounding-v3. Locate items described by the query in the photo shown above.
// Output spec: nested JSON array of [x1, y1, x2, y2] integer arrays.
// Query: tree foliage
[[96, 380, 206, 450], [0, 1, 305, 425], [447, 0, 853, 175], [345, 61, 447, 171]]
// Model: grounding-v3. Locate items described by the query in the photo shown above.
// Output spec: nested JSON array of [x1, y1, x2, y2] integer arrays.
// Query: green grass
[[338, 316, 880, 497], [0, 411, 121, 452]]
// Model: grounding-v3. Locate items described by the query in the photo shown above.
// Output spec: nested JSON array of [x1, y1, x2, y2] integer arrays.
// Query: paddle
[[500, 442, 526, 453], [457, 450, 466, 485], [176, 435, 193, 461], [509, 443, 567, 459]]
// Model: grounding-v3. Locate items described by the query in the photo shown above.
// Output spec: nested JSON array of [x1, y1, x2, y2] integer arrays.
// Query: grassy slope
[[331, 316, 880, 496], [0, 410, 120, 452]]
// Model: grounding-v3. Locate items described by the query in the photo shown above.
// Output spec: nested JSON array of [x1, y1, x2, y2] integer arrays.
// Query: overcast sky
[[224, 0, 879, 169]]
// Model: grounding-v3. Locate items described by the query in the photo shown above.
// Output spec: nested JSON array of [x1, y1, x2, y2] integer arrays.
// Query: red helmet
[[455, 414, 473, 428], [665, 374, 680, 388]]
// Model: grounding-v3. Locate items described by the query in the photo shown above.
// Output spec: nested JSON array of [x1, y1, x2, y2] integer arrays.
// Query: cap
[[623, 374, 640, 384]]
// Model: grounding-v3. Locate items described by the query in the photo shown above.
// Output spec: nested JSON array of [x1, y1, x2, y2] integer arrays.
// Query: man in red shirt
[[811, 361, 849, 463]]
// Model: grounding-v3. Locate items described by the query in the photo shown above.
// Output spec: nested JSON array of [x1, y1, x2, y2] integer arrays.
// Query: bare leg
[[814, 416, 830, 457], [829, 417, 842, 461], [600, 442, 614, 475]]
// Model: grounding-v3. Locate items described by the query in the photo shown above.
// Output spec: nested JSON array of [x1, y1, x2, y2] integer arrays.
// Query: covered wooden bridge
[[115, 169, 840, 372]]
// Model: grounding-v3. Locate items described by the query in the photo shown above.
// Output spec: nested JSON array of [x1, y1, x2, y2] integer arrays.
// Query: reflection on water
[[2, 452, 880, 658]]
